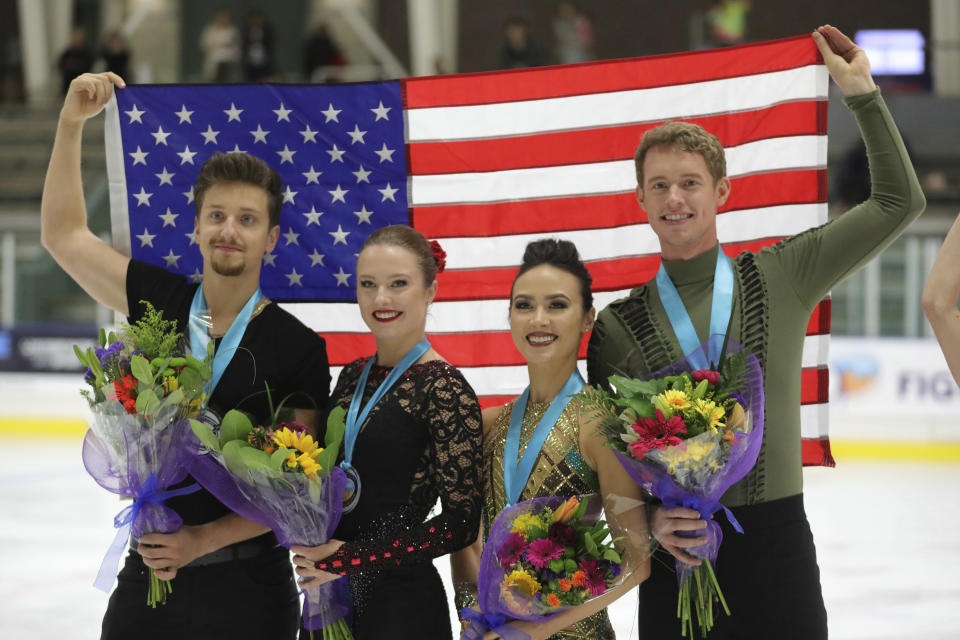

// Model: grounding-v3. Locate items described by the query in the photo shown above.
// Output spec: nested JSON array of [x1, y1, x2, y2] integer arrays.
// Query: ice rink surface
[[2, 434, 959, 639]]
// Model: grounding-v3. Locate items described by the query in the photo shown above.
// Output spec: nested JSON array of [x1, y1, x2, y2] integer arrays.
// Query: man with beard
[[41, 71, 330, 639]]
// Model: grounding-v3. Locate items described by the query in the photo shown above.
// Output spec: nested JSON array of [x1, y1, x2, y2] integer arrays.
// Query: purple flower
[[496, 532, 528, 570], [727, 392, 746, 407], [608, 561, 621, 578]]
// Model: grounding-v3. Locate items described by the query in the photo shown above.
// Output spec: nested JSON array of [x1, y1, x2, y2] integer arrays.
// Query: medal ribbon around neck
[[655, 248, 734, 370], [189, 284, 263, 398], [343, 338, 432, 475], [504, 370, 586, 507]]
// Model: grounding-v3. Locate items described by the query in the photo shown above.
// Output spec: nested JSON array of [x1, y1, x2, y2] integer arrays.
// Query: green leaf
[[98, 327, 107, 347], [325, 406, 347, 450], [315, 446, 338, 477], [583, 532, 599, 557], [574, 498, 589, 520], [526, 525, 546, 540], [177, 367, 204, 398], [271, 447, 293, 471], [548, 559, 565, 573], [161, 388, 184, 408], [608, 375, 660, 397], [74, 344, 91, 368], [564, 558, 578, 573], [307, 478, 322, 503], [613, 396, 655, 419], [135, 387, 161, 416], [219, 409, 254, 445], [86, 347, 104, 380], [107, 330, 118, 345], [130, 354, 154, 386], [190, 418, 221, 452], [602, 548, 622, 564]]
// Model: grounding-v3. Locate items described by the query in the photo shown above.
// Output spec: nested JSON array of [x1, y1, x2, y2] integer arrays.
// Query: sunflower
[[273, 427, 320, 455], [504, 568, 541, 596]]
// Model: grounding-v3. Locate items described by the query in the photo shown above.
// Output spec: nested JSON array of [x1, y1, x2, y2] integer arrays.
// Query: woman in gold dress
[[450, 239, 651, 639]]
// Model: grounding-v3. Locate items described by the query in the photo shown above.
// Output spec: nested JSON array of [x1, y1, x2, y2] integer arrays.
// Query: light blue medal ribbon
[[503, 370, 586, 507], [342, 339, 431, 508], [188, 284, 263, 398], [655, 249, 734, 370]]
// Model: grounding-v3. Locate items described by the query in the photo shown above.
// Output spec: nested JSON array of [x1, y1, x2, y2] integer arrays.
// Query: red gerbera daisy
[[629, 409, 686, 459]]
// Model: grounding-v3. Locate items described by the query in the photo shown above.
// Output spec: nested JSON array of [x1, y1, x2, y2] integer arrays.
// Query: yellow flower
[[658, 389, 691, 412], [296, 452, 322, 479], [684, 439, 717, 462], [504, 568, 541, 596], [162, 376, 179, 394], [655, 446, 688, 475], [510, 513, 542, 536], [273, 427, 320, 455], [693, 399, 725, 433]]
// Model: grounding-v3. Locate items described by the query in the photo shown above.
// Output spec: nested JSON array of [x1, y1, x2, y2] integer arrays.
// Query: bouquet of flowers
[[462, 494, 643, 640], [74, 302, 212, 607], [580, 341, 764, 637], [183, 400, 351, 639]]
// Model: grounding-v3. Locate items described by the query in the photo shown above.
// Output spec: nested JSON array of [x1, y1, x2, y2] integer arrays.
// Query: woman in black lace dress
[[292, 225, 482, 639]]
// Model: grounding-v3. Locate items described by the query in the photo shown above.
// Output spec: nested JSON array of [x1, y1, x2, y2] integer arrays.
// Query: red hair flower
[[429, 240, 446, 273]]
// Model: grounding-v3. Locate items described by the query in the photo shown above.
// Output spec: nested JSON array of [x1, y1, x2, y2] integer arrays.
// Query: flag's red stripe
[[413, 170, 825, 238], [802, 438, 835, 467], [479, 396, 516, 411], [408, 102, 827, 175], [801, 367, 830, 405], [404, 35, 818, 109], [321, 319, 828, 367]]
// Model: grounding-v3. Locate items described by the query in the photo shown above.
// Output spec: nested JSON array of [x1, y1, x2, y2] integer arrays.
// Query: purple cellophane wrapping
[[611, 338, 764, 585], [180, 428, 349, 630], [81, 401, 195, 591], [462, 494, 616, 640]]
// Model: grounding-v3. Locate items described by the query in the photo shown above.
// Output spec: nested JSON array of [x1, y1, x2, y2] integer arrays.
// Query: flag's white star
[[328, 184, 348, 204], [185, 231, 198, 246], [321, 103, 341, 123], [183, 189, 195, 204], [250, 124, 270, 143], [374, 143, 395, 163], [326, 144, 345, 163], [296, 126, 317, 145], [188, 268, 203, 283], [282, 186, 298, 204], [308, 249, 325, 267], [159, 208, 179, 227], [276, 144, 296, 164], [302, 206, 323, 226], [371, 101, 392, 121], [228, 144, 245, 154], [177, 146, 198, 165], [224, 102, 244, 122], [128, 145, 148, 165], [162, 249, 181, 268], [329, 224, 349, 245], [133, 187, 153, 207], [285, 268, 304, 286], [175, 104, 194, 124], [155, 167, 175, 185], [262, 252, 277, 266], [151, 125, 171, 146], [200, 125, 220, 144], [125, 104, 146, 124], [333, 267, 351, 286], [136, 228, 156, 247], [353, 165, 372, 184], [347, 124, 367, 145], [378, 183, 398, 202], [273, 102, 292, 122], [302, 166, 322, 184], [282, 228, 300, 246], [353, 204, 373, 224]]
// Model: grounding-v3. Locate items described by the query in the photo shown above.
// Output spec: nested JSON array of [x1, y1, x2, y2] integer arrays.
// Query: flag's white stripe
[[410, 136, 827, 206], [407, 66, 828, 142], [801, 403, 829, 439], [104, 95, 132, 257], [433, 203, 824, 270], [802, 335, 829, 369], [281, 289, 634, 334]]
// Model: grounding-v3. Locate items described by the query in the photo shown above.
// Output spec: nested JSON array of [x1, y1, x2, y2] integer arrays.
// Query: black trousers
[[101, 547, 299, 640], [639, 493, 828, 640]]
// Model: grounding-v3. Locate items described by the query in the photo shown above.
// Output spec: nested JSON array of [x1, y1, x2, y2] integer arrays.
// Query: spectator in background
[[242, 10, 275, 82], [553, 1, 594, 64], [705, 0, 752, 47], [923, 211, 960, 386], [58, 27, 94, 95], [302, 22, 346, 82], [100, 30, 130, 81], [200, 10, 240, 82], [499, 17, 542, 69]]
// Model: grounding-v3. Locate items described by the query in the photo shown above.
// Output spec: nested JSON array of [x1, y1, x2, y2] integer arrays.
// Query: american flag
[[105, 35, 833, 466]]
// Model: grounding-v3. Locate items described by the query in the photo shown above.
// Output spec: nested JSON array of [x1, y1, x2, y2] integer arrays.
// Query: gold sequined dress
[[482, 395, 616, 640]]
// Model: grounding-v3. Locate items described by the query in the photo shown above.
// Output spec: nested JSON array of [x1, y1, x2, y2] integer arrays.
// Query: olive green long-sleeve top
[[587, 90, 925, 507]]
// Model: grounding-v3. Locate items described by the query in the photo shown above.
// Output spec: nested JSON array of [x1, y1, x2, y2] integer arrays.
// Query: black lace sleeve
[[315, 363, 483, 575]]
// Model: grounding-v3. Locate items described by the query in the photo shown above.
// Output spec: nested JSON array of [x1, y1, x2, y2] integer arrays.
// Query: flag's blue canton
[[115, 83, 408, 301]]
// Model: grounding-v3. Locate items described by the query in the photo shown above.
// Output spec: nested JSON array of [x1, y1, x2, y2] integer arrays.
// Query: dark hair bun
[[514, 238, 593, 311]]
